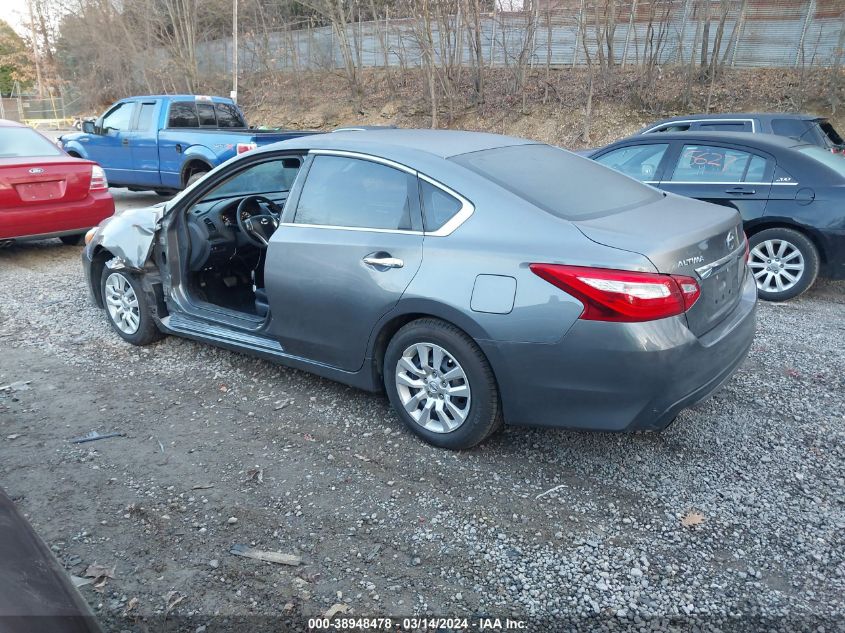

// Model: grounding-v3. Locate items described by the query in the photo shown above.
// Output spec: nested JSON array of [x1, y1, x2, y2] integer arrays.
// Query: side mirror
[[82, 120, 96, 134]]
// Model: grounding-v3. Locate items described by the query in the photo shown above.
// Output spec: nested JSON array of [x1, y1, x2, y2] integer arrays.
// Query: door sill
[[161, 312, 283, 354]]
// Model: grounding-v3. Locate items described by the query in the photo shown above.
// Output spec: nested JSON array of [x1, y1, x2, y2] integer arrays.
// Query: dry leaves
[[681, 510, 705, 528], [84, 563, 115, 590], [164, 590, 184, 612], [324, 603, 351, 618], [246, 467, 264, 483]]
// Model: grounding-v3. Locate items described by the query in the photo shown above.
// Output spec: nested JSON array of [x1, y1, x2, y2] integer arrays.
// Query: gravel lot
[[1, 189, 843, 632]]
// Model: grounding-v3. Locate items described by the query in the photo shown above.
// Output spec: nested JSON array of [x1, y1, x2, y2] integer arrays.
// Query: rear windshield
[[771, 118, 824, 145], [0, 127, 63, 158], [168, 101, 246, 129], [798, 146, 845, 178], [450, 144, 661, 219]]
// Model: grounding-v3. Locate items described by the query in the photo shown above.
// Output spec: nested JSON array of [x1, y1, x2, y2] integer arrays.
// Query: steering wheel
[[236, 195, 282, 248]]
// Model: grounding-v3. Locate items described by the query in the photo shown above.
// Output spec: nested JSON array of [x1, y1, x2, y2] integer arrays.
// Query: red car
[[0, 119, 114, 246]]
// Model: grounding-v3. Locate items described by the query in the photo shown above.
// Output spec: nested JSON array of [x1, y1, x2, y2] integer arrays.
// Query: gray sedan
[[82, 129, 756, 449]]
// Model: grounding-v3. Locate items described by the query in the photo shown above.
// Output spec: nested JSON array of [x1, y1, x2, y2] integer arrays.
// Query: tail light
[[236, 142, 257, 154], [529, 264, 700, 322], [90, 165, 108, 191]]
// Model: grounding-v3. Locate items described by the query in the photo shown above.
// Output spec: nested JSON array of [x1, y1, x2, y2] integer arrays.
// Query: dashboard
[[185, 193, 287, 270]]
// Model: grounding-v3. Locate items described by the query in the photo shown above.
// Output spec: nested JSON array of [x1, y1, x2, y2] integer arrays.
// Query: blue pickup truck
[[59, 95, 318, 193]]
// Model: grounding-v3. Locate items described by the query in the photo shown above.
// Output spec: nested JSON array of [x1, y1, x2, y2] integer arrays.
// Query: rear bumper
[[481, 269, 757, 432], [0, 190, 114, 240]]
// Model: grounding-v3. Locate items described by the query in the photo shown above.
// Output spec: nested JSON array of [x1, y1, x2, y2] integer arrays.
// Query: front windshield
[[203, 158, 302, 202]]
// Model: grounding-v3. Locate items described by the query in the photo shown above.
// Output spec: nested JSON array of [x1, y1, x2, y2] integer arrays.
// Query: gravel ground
[[0, 190, 843, 632]]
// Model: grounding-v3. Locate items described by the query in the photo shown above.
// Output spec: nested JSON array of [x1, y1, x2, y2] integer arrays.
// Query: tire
[[154, 189, 173, 197], [100, 267, 163, 346], [384, 318, 502, 450], [186, 170, 209, 188], [59, 233, 84, 246], [748, 228, 819, 301]]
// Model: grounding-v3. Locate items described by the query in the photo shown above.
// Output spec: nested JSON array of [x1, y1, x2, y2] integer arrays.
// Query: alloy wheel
[[748, 239, 804, 294], [104, 272, 141, 335], [394, 342, 471, 434]]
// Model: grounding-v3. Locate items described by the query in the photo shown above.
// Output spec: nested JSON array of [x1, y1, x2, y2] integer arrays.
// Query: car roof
[[262, 128, 537, 161], [650, 112, 825, 124], [607, 131, 812, 152], [0, 119, 24, 127], [120, 95, 235, 102]]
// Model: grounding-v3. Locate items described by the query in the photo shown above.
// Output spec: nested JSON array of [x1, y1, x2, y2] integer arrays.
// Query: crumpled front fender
[[88, 204, 163, 270]]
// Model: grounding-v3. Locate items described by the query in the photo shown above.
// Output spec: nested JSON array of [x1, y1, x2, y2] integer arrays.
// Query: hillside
[[238, 66, 844, 149]]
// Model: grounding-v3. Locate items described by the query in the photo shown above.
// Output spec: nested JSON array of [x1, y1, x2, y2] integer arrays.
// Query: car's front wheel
[[384, 319, 502, 450], [748, 228, 819, 301], [100, 268, 162, 345]]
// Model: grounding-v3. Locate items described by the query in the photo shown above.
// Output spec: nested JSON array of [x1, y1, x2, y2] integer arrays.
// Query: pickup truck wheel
[[186, 170, 209, 187]]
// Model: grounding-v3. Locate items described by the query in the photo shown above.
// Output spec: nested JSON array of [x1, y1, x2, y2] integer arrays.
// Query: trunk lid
[[573, 192, 746, 336], [0, 156, 94, 208]]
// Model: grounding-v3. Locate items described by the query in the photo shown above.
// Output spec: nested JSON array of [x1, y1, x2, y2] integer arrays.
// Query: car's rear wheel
[[59, 233, 84, 246], [748, 228, 819, 301], [384, 319, 502, 450], [100, 268, 162, 345]]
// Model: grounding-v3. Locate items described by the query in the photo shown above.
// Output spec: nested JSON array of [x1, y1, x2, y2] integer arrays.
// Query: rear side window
[[295, 155, 415, 230], [168, 102, 199, 128], [419, 180, 462, 231], [135, 103, 156, 131], [451, 144, 660, 220], [695, 121, 752, 132], [215, 103, 246, 128], [197, 103, 217, 127], [594, 143, 668, 181], [670, 145, 763, 183], [0, 127, 62, 157]]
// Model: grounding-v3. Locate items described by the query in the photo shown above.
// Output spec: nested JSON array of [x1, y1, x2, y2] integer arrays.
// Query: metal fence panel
[[192, 0, 844, 74]]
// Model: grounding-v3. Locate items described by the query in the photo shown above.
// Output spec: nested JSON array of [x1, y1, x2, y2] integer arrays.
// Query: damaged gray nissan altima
[[82, 129, 756, 450]]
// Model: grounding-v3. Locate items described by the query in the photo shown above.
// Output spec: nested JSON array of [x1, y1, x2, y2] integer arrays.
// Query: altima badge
[[28, 167, 45, 174]]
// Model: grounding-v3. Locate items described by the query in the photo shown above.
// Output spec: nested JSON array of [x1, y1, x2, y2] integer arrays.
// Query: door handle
[[362, 255, 404, 269], [725, 187, 755, 195], [121, 138, 129, 146]]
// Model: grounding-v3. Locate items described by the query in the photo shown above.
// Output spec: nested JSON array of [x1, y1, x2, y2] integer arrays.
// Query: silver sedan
[[82, 129, 756, 449]]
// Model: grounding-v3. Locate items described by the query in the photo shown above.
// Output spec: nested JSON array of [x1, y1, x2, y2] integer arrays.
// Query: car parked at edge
[[0, 119, 114, 246], [58, 95, 319, 194], [638, 112, 845, 154], [588, 131, 845, 301], [82, 129, 755, 449], [0, 487, 103, 632]]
